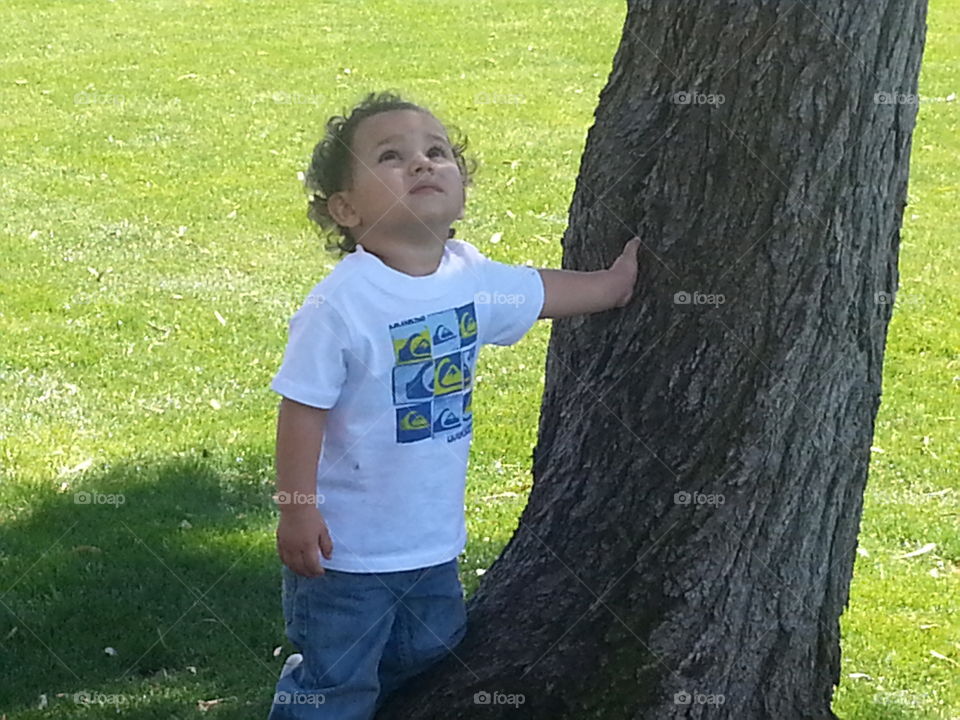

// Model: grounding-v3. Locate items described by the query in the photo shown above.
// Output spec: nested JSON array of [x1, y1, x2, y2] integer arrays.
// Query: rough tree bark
[[378, 1, 928, 717]]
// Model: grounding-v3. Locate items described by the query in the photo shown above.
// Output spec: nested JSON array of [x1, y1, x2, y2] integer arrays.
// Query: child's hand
[[276, 506, 334, 577], [608, 237, 642, 308]]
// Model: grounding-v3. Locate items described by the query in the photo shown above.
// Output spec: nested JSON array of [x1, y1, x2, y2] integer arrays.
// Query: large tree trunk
[[377, 1, 927, 717]]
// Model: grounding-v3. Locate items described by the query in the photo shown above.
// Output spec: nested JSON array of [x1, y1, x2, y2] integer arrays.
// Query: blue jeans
[[267, 557, 467, 720]]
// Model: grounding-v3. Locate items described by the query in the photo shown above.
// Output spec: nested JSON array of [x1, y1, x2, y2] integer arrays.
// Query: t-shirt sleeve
[[270, 294, 350, 409], [477, 256, 545, 346]]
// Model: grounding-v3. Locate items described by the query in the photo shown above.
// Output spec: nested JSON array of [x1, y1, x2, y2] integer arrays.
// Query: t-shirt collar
[[349, 241, 454, 299]]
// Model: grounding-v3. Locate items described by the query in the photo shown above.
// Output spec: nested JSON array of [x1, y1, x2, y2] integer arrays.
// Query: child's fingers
[[301, 549, 324, 576], [616, 238, 640, 265], [319, 528, 334, 559], [284, 549, 320, 577]]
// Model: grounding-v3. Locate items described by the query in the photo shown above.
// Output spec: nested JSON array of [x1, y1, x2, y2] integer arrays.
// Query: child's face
[[329, 109, 465, 242]]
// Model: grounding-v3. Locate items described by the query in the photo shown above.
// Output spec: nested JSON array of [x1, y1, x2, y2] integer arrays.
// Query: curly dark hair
[[303, 90, 478, 256]]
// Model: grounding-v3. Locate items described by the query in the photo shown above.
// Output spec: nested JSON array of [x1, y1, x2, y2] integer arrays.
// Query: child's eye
[[378, 146, 448, 163]]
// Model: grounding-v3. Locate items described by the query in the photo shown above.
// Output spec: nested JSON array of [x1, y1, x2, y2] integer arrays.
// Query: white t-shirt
[[270, 238, 545, 572]]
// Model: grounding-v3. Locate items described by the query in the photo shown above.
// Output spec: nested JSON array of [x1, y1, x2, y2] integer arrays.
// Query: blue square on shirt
[[433, 352, 464, 396], [455, 302, 477, 348], [425, 309, 461, 357], [433, 394, 462, 433], [392, 360, 434, 404], [392, 321, 432, 365], [397, 402, 432, 443], [460, 346, 476, 389]]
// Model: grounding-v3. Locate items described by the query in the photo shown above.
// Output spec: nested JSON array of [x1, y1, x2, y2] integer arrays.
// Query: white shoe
[[280, 652, 303, 678]]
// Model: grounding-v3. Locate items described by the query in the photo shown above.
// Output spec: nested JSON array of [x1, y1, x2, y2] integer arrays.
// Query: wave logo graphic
[[391, 304, 478, 443], [395, 327, 432, 364], [434, 356, 462, 394], [433, 324, 457, 345], [404, 363, 434, 400], [396, 402, 433, 443], [459, 310, 477, 341], [399, 409, 429, 432], [435, 408, 460, 430]]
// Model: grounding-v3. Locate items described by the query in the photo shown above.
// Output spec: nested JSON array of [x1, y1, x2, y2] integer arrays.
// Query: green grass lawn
[[1, 0, 957, 717]]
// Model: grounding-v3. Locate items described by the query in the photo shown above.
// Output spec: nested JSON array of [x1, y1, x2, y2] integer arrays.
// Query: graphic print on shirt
[[389, 303, 477, 444]]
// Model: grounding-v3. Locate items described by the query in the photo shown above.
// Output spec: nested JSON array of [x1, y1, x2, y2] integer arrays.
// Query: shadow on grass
[[0, 452, 289, 719], [1, 454, 937, 719]]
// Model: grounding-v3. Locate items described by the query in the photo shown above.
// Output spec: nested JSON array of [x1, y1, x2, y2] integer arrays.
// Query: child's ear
[[328, 191, 359, 228]]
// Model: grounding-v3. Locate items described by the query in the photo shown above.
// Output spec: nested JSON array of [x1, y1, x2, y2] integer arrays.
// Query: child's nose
[[410, 151, 434, 171]]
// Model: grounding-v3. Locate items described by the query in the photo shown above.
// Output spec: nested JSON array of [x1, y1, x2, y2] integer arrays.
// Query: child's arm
[[275, 397, 334, 577], [537, 237, 641, 319]]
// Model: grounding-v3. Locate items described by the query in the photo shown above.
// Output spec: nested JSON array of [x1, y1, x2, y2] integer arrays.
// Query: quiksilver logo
[[389, 315, 426, 330]]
